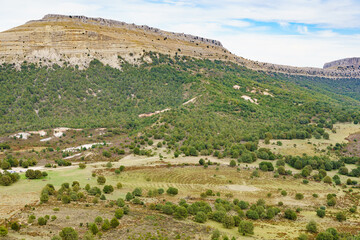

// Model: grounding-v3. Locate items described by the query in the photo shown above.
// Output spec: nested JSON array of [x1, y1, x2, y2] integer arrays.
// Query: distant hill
[[324, 57, 360, 70]]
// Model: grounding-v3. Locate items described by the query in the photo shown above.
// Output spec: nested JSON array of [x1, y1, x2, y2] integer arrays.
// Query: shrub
[[0, 226, 8, 237], [97, 176, 106, 185], [166, 187, 178, 195], [336, 212, 346, 222], [89, 223, 99, 235], [238, 220, 254, 235], [103, 185, 114, 194], [222, 215, 235, 229], [281, 190, 287, 196], [94, 216, 103, 224], [298, 234, 308, 240], [116, 198, 125, 207], [316, 209, 325, 218], [115, 208, 124, 219], [174, 206, 188, 220], [323, 176, 332, 184], [110, 218, 119, 228], [295, 193, 304, 200], [59, 227, 78, 240], [194, 211, 207, 223], [132, 188, 142, 196], [11, 222, 20, 231], [316, 232, 334, 240], [230, 160, 236, 167], [284, 209, 297, 220], [79, 163, 86, 169], [40, 193, 49, 203], [116, 182, 123, 189], [211, 229, 221, 240], [101, 219, 111, 231], [62, 195, 71, 204], [246, 210, 259, 220], [306, 220, 317, 233], [327, 198, 336, 207], [38, 217, 47, 226]]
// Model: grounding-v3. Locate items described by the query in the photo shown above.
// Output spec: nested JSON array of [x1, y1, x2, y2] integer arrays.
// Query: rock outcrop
[[324, 57, 360, 69], [0, 14, 359, 78]]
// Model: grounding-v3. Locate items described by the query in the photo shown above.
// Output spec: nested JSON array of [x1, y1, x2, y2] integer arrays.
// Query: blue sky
[[0, 0, 360, 67]]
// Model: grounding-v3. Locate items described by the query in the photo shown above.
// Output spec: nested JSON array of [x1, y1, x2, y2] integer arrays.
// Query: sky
[[0, 0, 360, 68]]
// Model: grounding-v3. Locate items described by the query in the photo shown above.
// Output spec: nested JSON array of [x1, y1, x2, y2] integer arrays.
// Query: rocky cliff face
[[324, 57, 360, 69], [0, 14, 359, 78]]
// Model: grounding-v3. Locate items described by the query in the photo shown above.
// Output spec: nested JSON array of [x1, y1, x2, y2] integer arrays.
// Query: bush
[[101, 219, 111, 231], [306, 220, 317, 233], [62, 195, 71, 204], [103, 185, 114, 194], [281, 190, 287, 196], [327, 198, 336, 207], [194, 211, 207, 223], [222, 215, 235, 229], [89, 223, 99, 235], [211, 229, 221, 240], [10, 221, 20, 231], [116, 198, 125, 207], [166, 187, 178, 195], [323, 176, 332, 184], [97, 176, 106, 185], [132, 188, 142, 196], [38, 217, 47, 226], [295, 193, 304, 200], [230, 160, 236, 167], [116, 182, 123, 189], [238, 220, 254, 235], [59, 227, 78, 240], [284, 209, 297, 220], [316, 209, 325, 218], [336, 212, 346, 222], [0, 226, 8, 237], [174, 206, 188, 220], [79, 163, 86, 169], [94, 216, 103, 224], [298, 234, 308, 240], [110, 217, 119, 228], [115, 208, 124, 219], [246, 210, 259, 220]]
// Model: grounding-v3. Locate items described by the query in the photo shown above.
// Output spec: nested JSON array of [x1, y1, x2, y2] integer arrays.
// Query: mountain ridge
[[0, 14, 359, 78]]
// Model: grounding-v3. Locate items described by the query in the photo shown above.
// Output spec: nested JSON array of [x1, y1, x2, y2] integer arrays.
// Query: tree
[[306, 220, 317, 233], [115, 208, 124, 219], [316, 232, 334, 240], [40, 193, 49, 203], [284, 209, 297, 220], [316, 209, 325, 218], [194, 211, 207, 223], [230, 160, 236, 167], [211, 229, 221, 240], [166, 187, 178, 195], [97, 176, 106, 185], [62, 195, 71, 204], [101, 219, 111, 231], [103, 185, 114, 194], [238, 220, 254, 235], [125, 192, 134, 201], [89, 223, 98, 235], [323, 176, 332, 184], [132, 188, 142, 196], [327, 198, 336, 207], [59, 227, 78, 240], [110, 217, 119, 228], [174, 206, 188, 219], [222, 215, 235, 229], [199, 159, 205, 165]]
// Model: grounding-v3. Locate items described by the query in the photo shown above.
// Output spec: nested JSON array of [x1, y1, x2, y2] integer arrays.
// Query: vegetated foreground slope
[[1, 53, 360, 147]]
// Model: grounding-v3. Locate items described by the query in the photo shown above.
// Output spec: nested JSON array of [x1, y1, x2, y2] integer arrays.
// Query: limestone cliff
[[0, 14, 359, 78]]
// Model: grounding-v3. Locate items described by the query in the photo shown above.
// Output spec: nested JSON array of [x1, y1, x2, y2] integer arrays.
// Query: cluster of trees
[[1, 155, 37, 170], [0, 171, 20, 186], [25, 169, 47, 179]]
